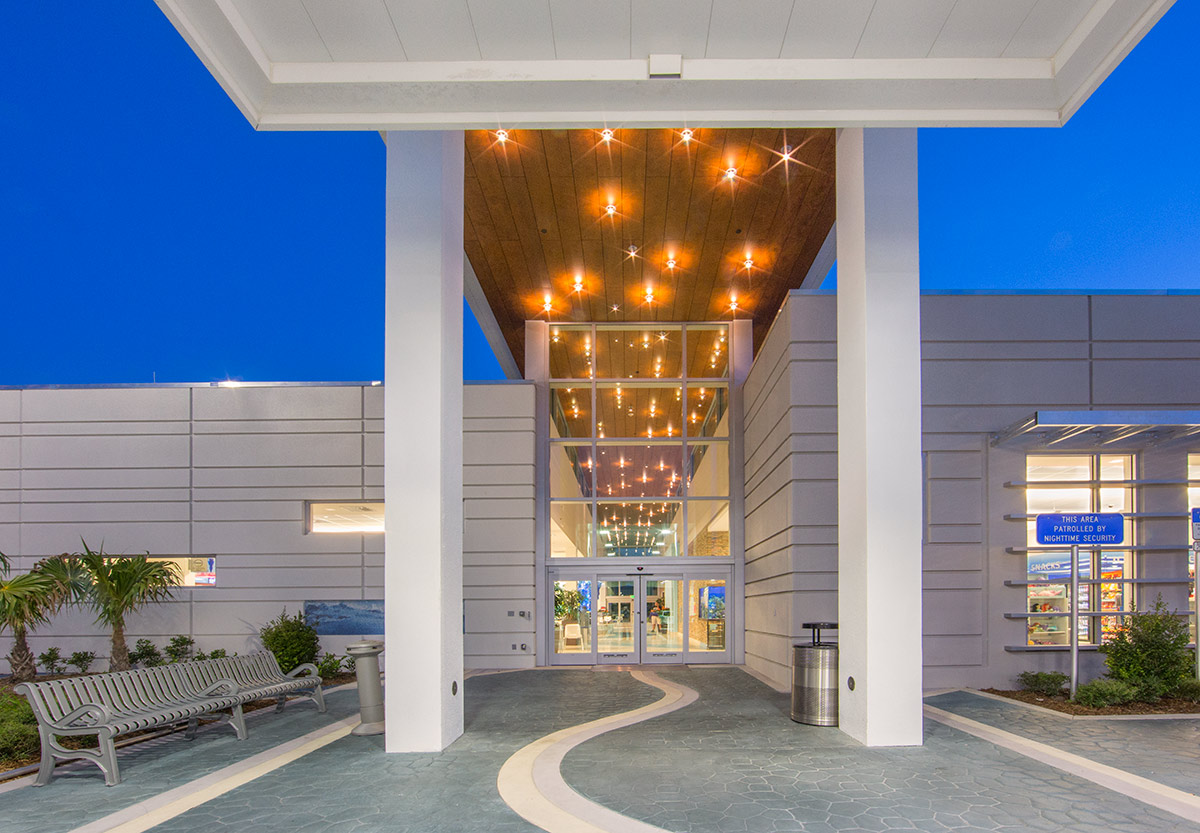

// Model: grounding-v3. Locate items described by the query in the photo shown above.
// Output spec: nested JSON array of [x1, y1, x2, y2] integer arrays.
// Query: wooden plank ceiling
[[464, 127, 836, 374]]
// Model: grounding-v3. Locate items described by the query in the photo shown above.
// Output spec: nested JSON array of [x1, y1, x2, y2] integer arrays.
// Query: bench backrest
[[14, 652, 286, 721]]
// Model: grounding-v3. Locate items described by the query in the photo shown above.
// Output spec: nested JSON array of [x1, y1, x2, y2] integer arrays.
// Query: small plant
[[37, 647, 64, 675], [1101, 595, 1192, 689], [343, 655, 356, 673], [129, 639, 164, 667], [208, 648, 228, 660], [1171, 678, 1200, 703], [165, 635, 196, 663], [259, 609, 320, 673], [1016, 671, 1069, 697], [67, 650, 96, 674], [316, 653, 343, 677], [1073, 678, 1139, 708]]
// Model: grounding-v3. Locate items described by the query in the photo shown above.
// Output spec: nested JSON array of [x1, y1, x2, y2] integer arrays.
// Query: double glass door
[[550, 570, 730, 665]]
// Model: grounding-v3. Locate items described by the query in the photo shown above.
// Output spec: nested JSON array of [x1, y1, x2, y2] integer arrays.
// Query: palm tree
[[0, 552, 68, 682], [74, 542, 180, 672]]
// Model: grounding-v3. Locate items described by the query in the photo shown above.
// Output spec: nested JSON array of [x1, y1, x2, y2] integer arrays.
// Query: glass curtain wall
[[1025, 454, 1135, 646], [549, 324, 732, 560]]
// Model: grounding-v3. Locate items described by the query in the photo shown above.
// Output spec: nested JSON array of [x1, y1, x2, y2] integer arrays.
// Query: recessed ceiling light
[[601, 128, 614, 143], [743, 257, 754, 269], [666, 258, 677, 269], [495, 129, 509, 143], [723, 167, 737, 181], [680, 128, 693, 143], [627, 244, 638, 255], [543, 293, 552, 312], [605, 203, 617, 216], [573, 274, 584, 292]]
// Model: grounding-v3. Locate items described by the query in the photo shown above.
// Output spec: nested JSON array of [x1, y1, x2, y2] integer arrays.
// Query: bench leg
[[311, 685, 326, 714], [98, 735, 121, 787], [185, 717, 200, 740], [32, 729, 55, 787], [275, 695, 287, 713], [230, 705, 248, 740]]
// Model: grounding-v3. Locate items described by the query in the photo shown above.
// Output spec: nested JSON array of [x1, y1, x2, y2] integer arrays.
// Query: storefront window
[[553, 579, 592, 653], [1024, 454, 1134, 646]]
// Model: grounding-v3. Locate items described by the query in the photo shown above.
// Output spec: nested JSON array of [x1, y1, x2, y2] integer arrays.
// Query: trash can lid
[[802, 621, 837, 630]]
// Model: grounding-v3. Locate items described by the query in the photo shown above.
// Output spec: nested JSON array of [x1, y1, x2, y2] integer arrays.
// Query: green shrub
[[1073, 678, 1139, 708], [0, 722, 40, 764], [1016, 671, 1068, 697], [316, 653, 343, 677], [67, 651, 95, 675], [343, 655, 356, 673], [130, 639, 164, 667], [165, 635, 196, 663], [1129, 676, 1171, 703], [208, 648, 228, 660], [1101, 596, 1192, 689], [260, 609, 320, 673], [1171, 678, 1200, 703], [36, 647, 64, 675], [0, 691, 36, 726]]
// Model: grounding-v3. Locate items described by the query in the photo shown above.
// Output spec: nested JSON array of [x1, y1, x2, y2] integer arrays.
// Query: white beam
[[800, 223, 836, 289], [835, 128, 924, 747], [383, 130, 465, 752]]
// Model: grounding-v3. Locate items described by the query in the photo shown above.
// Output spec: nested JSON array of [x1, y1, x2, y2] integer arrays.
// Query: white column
[[835, 128, 924, 747], [384, 130, 465, 752]]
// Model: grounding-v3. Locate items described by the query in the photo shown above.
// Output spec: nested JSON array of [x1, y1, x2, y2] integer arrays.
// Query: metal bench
[[14, 651, 324, 786]]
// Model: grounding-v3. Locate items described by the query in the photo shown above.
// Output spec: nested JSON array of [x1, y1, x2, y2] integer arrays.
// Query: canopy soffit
[[155, 0, 1174, 129]]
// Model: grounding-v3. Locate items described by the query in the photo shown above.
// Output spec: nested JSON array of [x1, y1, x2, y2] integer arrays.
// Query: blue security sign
[[1036, 513, 1124, 546]]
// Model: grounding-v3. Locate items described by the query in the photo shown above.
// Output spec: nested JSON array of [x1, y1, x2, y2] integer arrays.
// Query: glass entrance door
[[550, 569, 730, 665], [596, 576, 683, 664]]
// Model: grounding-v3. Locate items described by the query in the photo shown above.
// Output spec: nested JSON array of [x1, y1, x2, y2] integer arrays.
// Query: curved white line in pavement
[[497, 669, 699, 833]]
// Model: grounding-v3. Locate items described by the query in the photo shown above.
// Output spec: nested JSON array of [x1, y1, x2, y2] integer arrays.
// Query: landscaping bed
[[981, 687, 1200, 716]]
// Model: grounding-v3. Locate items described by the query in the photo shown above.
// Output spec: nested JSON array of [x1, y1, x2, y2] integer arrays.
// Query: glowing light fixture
[[729, 294, 739, 311], [665, 258, 676, 270], [743, 256, 754, 269], [573, 274, 584, 292], [680, 128, 693, 143], [644, 286, 654, 304], [723, 167, 737, 181], [543, 293, 552, 312], [627, 244, 638, 256], [604, 203, 617, 216], [495, 129, 509, 143], [601, 128, 614, 143]]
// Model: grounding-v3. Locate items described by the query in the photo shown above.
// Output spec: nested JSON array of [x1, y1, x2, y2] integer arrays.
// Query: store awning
[[991, 410, 1200, 449]]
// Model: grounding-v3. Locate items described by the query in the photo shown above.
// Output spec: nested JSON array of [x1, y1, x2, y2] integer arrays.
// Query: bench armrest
[[200, 678, 239, 697], [51, 703, 113, 730], [286, 663, 320, 680]]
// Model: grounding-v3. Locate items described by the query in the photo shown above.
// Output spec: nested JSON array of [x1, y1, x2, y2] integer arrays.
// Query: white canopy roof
[[156, 0, 1174, 129]]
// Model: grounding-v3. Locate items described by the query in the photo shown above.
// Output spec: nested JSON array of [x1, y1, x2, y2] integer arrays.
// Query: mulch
[[980, 688, 1200, 716]]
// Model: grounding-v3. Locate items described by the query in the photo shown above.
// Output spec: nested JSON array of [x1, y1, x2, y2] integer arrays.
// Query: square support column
[[383, 130, 465, 752], [835, 128, 924, 747]]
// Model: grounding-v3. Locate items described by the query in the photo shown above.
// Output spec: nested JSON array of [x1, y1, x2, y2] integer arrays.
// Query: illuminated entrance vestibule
[[534, 322, 748, 666]]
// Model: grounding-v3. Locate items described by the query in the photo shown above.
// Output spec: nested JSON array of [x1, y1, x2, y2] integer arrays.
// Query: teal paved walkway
[[2, 670, 1198, 833]]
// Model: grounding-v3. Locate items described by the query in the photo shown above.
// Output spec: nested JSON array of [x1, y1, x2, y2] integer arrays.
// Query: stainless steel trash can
[[791, 621, 837, 726]]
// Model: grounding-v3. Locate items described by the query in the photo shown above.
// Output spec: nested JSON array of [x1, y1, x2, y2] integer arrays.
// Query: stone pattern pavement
[[561, 668, 1200, 833], [146, 669, 660, 833], [926, 689, 1200, 796]]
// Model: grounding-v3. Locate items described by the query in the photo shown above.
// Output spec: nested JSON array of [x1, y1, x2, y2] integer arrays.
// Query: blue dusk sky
[[2, 3, 1197, 386]]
